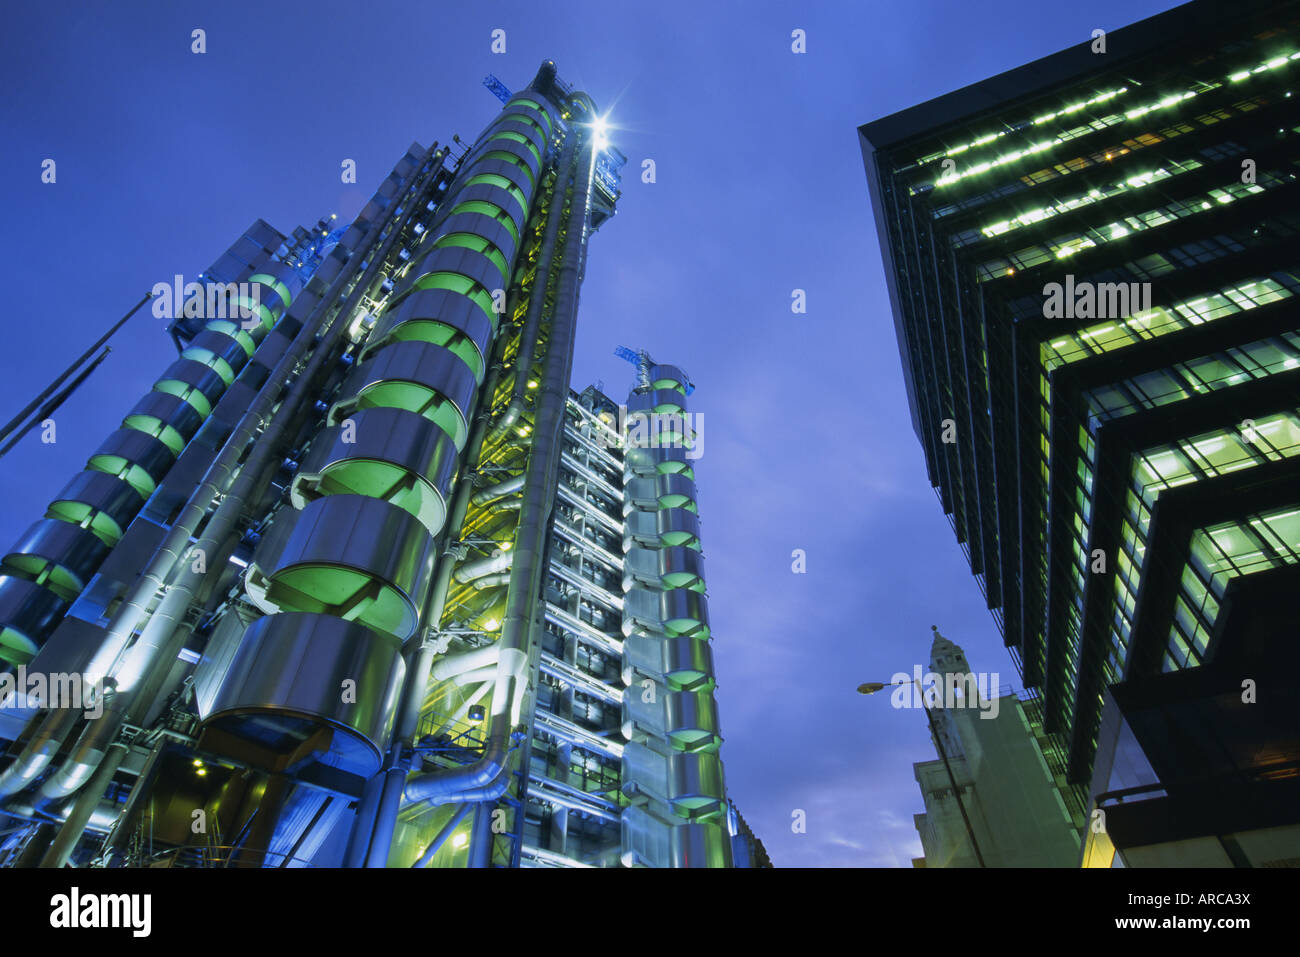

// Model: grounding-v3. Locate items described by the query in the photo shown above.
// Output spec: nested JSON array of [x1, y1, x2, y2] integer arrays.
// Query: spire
[[929, 624, 969, 678], [926, 624, 969, 761]]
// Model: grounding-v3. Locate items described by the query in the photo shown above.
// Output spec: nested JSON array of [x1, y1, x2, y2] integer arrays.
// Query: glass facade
[[860, 0, 1300, 804]]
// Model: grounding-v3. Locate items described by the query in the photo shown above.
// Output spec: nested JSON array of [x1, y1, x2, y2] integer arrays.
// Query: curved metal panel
[[620, 585, 661, 637], [3, 518, 109, 595], [0, 575, 68, 663], [624, 443, 693, 478], [460, 156, 534, 199], [655, 473, 697, 510], [366, 287, 494, 379], [246, 265, 299, 316], [667, 820, 730, 867], [501, 100, 554, 135], [455, 183, 528, 233], [626, 388, 687, 416], [51, 470, 144, 533], [656, 508, 700, 547], [665, 751, 726, 810], [619, 806, 728, 868], [621, 477, 657, 515], [462, 136, 541, 185], [125, 391, 205, 441], [291, 406, 458, 536], [659, 635, 715, 690], [648, 364, 690, 393], [621, 546, 659, 590], [664, 690, 722, 751], [428, 211, 519, 268], [185, 328, 254, 376], [90, 427, 177, 485], [658, 545, 705, 589], [660, 588, 710, 638], [203, 611, 405, 778], [399, 245, 506, 303], [245, 495, 434, 640], [481, 118, 546, 156], [334, 339, 478, 449], [157, 357, 227, 407]]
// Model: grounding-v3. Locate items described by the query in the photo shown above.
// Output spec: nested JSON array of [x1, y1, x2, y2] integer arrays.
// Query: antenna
[[483, 75, 512, 104], [614, 346, 694, 395]]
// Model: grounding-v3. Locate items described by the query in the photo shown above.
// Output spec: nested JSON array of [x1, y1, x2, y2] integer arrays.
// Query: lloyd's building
[[0, 60, 766, 869]]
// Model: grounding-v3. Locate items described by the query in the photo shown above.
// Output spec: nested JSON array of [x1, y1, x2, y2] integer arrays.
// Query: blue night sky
[[0, 0, 1177, 866]]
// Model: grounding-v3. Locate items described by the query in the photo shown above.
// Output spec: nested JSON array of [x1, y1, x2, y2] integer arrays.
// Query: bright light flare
[[592, 115, 610, 150]]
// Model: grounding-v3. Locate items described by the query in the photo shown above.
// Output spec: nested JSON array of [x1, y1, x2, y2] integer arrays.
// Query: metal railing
[[142, 845, 317, 868]]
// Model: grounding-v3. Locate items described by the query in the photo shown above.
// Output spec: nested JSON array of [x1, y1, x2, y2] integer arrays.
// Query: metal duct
[[470, 474, 525, 505], [350, 87, 569, 867], [430, 646, 501, 681], [453, 551, 514, 584], [404, 109, 597, 809]]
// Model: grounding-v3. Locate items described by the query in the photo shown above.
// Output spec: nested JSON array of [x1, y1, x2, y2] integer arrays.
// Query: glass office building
[[860, 0, 1300, 865], [0, 61, 761, 868]]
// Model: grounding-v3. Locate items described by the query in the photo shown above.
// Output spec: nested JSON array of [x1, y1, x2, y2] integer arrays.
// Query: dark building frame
[[860, 0, 1300, 862]]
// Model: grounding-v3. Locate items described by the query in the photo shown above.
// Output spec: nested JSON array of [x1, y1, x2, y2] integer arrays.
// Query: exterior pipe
[[451, 666, 498, 687], [403, 121, 595, 811], [467, 801, 494, 868], [471, 573, 512, 590], [350, 310, 513, 867], [5, 800, 122, 834], [341, 772, 386, 869], [38, 740, 130, 865], [486, 136, 573, 445], [0, 705, 84, 799], [453, 551, 513, 583], [470, 474, 525, 506], [98, 734, 167, 859], [412, 803, 472, 867], [37, 618, 189, 802], [33, 149, 438, 867], [430, 646, 501, 681]]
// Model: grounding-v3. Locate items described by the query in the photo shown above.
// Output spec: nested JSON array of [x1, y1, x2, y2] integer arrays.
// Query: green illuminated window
[[382, 320, 483, 382], [462, 174, 529, 215], [477, 150, 536, 188], [153, 380, 213, 419], [179, 347, 236, 387], [507, 97, 551, 133], [0, 555, 83, 602], [87, 455, 157, 498], [448, 201, 520, 245], [412, 270, 498, 326], [44, 502, 123, 547], [123, 415, 186, 456], [248, 272, 293, 309], [429, 232, 510, 284], [202, 322, 257, 358], [487, 131, 541, 168]]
